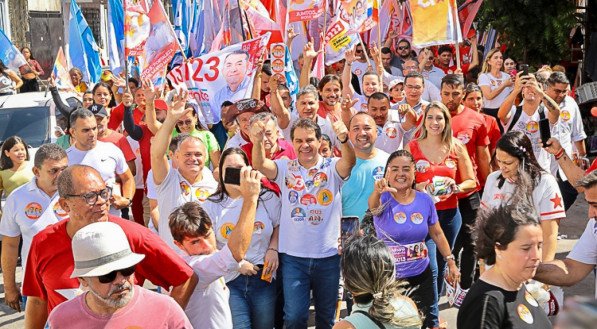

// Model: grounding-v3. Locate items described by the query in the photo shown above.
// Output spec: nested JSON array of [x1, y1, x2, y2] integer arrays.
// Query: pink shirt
[[47, 285, 192, 328]]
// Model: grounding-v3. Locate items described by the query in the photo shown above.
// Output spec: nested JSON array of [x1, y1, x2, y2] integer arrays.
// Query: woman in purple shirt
[[368, 150, 460, 329]]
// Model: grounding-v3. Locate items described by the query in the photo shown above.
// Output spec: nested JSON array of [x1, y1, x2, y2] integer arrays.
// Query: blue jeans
[[426, 207, 462, 326], [228, 268, 277, 329], [281, 253, 340, 329]]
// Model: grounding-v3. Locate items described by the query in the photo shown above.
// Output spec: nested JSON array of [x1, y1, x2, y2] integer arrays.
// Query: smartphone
[[539, 118, 551, 146], [224, 167, 242, 185], [341, 217, 360, 249], [520, 64, 529, 77]]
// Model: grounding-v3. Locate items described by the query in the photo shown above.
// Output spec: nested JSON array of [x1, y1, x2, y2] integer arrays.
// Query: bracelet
[[338, 136, 349, 144], [267, 248, 278, 253], [554, 148, 565, 160], [444, 255, 455, 262]]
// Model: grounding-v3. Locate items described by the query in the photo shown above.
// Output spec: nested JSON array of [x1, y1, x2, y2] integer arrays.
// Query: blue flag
[[0, 29, 26, 71], [107, 0, 125, 74], [69, 0, 101, 83], [189, 0, 206, 57], [285, 47, 299, 96]]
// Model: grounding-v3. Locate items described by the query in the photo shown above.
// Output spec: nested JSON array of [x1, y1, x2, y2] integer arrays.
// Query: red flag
[[242, 0, 283, 45], [458, 0, 483, 39]]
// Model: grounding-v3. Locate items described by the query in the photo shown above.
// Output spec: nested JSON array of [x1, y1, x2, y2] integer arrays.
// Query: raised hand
[[239, 166, 263, 200], [375, 178, 398, 194], [332, 120, 349, 143], [345, 46, 358, 64], [168, 90, 190, 119], [141, 78, 157, 102], [287, 26, 299, 42], [397, 103, 412, 115], [121, 92, 134, 107], [303, 42, 319, 61], [249, 120, 266, 144], [341, 94, 358, 112]]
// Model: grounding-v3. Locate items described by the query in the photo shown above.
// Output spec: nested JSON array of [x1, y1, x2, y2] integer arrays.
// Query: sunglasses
[[98, 265, 136, 284], [177, 119, 194, 126], [355, 49, 363, 54], [398, 46, 410, 50]]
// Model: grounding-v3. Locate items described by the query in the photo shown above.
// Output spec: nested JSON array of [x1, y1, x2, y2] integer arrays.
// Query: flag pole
[[123, 1, 130, 94], [451, 0, 461, 70], [236, 0, 247, 41]]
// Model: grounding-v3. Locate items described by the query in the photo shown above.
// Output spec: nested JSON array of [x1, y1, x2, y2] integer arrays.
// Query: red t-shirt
[[241, 139, 297, 195], [482, 113, 501, 156], [587, 159, 597, 174], [23, 216, 193, 313], [109, 104, 145, 131], [99, 130, 136, 162], [451, 107, 490, 195], [409, 140, 459, 210]]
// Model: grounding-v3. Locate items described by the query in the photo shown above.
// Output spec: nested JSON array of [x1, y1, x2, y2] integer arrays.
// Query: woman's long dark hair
[[0, 136, 29, 170], [21, 47, 35, 60], [495, 131, 545, 189], [175, 103, 204, 133], [92, 82, 117, 108], [0, 59, 8, 74]]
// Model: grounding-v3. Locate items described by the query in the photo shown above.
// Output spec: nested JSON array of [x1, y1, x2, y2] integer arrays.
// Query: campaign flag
[[124, 0, 150, 57], [211, 0, 233, 52], [172, 0, 194, 52], [189, 0, 206, 56], [339, 0, 379, 33], [288, 0, 324, 23], [0, 28, 26, 71], [167, 33, 271, 124], [68, 0, 101, 83], [410, 0, 462, 47], [241, 0, 283, 45], [324, 9, 360, 65], [311, 50, 325, 80], [458, 0, 483, 38], [51, 47, 75, 92], [140, 0, 182, 85], [398, 2, 413, 40], [107, 0, 125, 73], [284, 47, 299, 96], [370, 0, 396, 44]]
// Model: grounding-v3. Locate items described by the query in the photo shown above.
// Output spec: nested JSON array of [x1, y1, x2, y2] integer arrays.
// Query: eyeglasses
[[355, 49, 363, 54], [177, 119, 194, 126], [66, 186, 112, 206], [97, 265, 136, 284], [398, 46, 410, 50]]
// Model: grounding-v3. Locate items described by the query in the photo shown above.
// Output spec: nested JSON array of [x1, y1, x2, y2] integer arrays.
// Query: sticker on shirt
[[415, 160, 430, 173], [317, 189, 333, 206], [372, 166, 384, 180], [388, 242, 427, 263], [308, 212, 324, 225], [456, 132, 471, 145], [410, 212, 424, 225], [180, 182, 191, 196], [291, 207, 307, 222], [24, 202, 43, 220], [560, 110, 571, 121], [385, 127, 398, 139], [321, 158, 332, 169], [526, 121, 539, 133], [288, 160, 300, 171], [300, 194, 317, 206], [524, 291, 539, 307], [354, 68, 363, 76], [308, 168, 318, 177], [220, 223, 236, 239], [253, 221, 265, 234], [286, 174, 305, 191], [445, 159, 457, 169], [394, 212, 407, 224], [313, 172, 328, 188], [288, 191, 299, 204], [195, 188, 210, 201], [517, 304, 533, 324], [53, 202, 69, 219]]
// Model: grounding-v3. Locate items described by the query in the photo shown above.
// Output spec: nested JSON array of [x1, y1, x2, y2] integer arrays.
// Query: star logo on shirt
[[550, 193, 563, 209]]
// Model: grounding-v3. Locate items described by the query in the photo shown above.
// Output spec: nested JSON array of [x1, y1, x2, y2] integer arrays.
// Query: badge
[[180, 182, 191, 195], [560, 110, 571, 121], [308, 168, 318, 177], [300, 194, 317, 206], [305, 180, 314, 190], [24, 202, 43, 220], [354, 68, 362, 76], [195, 188, 210, 201], [415, 160, 430, 173], [457, 132, 471, 145], [53, 202, 68, 219], [445, 159, 456, 169], [291, 207, 307, 222], [286, 174, 305, 191], [517, 304, 533, 324], [288, 191, 299, 204], [372, 166, 385, 180], [253, 221, 265, 234], [308, 214, 323, 225], [220, 223, 235, 239], [410, 212, 424, 225], [385, 127, 398, 139], [524, 291, 539, 307], [313, 172, 328, 188], [394, 212, 407, 224], [526, 121, 539, 133], [317, 189, 333, 206]]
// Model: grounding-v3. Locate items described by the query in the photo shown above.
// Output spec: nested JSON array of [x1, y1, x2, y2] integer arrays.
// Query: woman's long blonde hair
[[481, 48, 503, 73], [417, 101, 455, 151]]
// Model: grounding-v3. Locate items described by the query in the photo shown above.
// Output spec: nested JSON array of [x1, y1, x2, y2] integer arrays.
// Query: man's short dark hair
[[547, 71, 570, 86], [221, 100, 234, 108], [261, 60, 272, 76], [438, 45, 453, 55], [69, 108, 95, 127], [397, 39, 411, 47], [34, 144, 67, 168], [368, 92, 390, 103], [290, 118, 322, 141], [169, 202, 213, 242], [577, 171, 597, 190], [381, 47, 392, 55], [128, 77, 139, 88], [224, 49, 249, 62], [404, 72, 425, 86], [441, 74, 465, 90]]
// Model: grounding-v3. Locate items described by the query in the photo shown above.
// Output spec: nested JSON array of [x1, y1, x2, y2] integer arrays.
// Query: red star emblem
[[550, 193, 563, 209]]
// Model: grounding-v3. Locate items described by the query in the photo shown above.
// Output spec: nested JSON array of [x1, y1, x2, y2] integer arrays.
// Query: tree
[[475, 0, 579, 65]]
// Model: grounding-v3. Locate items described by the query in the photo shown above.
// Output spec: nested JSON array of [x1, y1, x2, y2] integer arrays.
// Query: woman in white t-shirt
[[477, 48, 514, 128], [202, 147, 281, 329]]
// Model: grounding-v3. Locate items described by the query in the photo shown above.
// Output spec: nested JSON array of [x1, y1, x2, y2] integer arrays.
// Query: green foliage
[[474, 0, 579, 65]]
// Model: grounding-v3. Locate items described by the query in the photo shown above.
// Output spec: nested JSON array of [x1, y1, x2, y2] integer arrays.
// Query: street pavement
[[0, 195, 594, 328]]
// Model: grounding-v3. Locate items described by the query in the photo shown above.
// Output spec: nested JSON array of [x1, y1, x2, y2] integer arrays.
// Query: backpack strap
[[506, 106, 524, 133], [353, 310, 387, 329]]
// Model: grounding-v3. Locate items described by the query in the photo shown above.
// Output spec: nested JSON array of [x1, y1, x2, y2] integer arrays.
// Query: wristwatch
[[125, 198, 133, 208], [444, 255, 455, 262]]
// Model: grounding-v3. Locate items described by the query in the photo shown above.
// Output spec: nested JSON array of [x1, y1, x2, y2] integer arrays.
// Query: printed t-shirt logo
[[25, 202, 43, 220]]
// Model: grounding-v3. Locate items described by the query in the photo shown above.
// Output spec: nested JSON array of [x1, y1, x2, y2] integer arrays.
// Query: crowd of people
[[1, 29, 597, 329]]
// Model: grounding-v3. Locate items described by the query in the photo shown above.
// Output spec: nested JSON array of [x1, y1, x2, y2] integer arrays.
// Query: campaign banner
[[124, 0, 150, 57], [410, 0, 462, 47], [167, 33, 271, 124], [324, 13, 360, 65], [0, 28, 26, 71], [52, 47, 76, 92], [338, 0, 379, 33], [288, 0, 324, 23]]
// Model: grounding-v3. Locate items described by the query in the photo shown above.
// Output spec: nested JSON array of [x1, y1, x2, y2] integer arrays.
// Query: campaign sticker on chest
[[253, 221, 265, 234], [445, 159, 456, 169], [394, 212, 407, 224], [313, 172, 328, 188], [308, 168, 318, 178], [526, 121, 539, 133], [53, 202, 69, 219], [288, 191, 299, 204], [317, 189, 333, 206], [524, 291, 539, 307], [220, 223, 235, 239], [24, 202, 43, 220], [308, 209, 324, 225], [300, 194, 317, 206], [410, 212, 424, 225], [291, 207, 306, 222], [517, 304, 534, 324], [456, 131, 471, 145], [195, 188, 210, 201], [385, 127, 398, 139], [286, 174, 305, 191], [372, 166, 384, 180], [180, 182, 191, 195], [560, 110, 571, 121], [415, 160, 430, 173]]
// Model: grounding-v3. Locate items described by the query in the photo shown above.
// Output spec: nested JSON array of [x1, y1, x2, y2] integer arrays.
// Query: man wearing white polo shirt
[[252, 118, 356, 329], [0, 144, 68, 312]]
